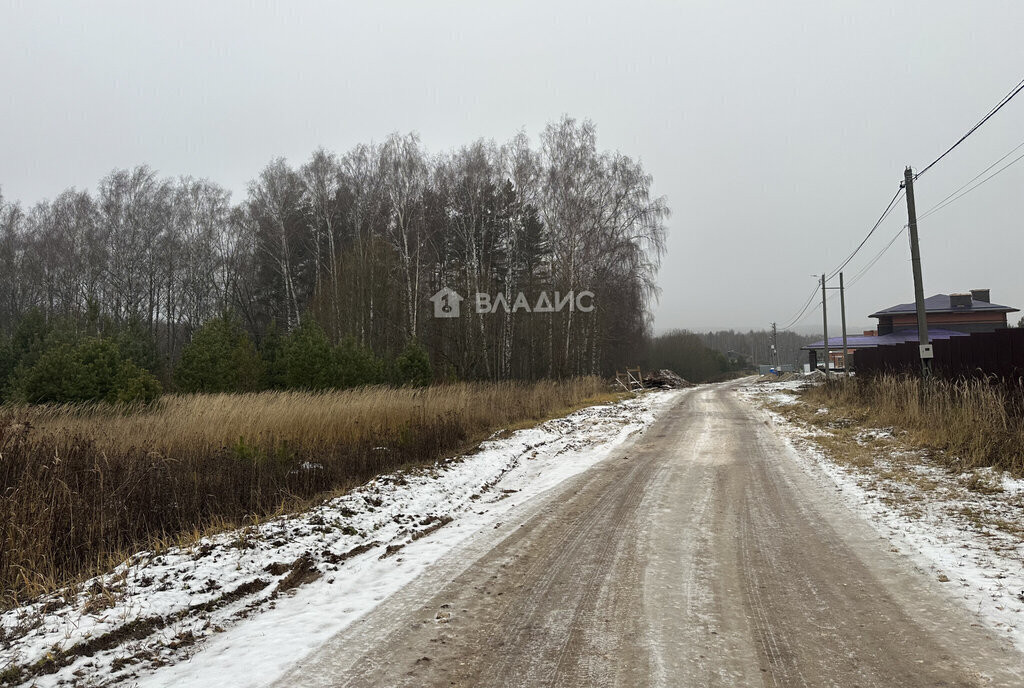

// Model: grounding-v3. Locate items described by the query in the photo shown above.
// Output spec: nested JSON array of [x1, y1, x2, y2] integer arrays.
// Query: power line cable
[[791, 288, 842, 330], [804, 223, 906, 328], [847, 225, 907, 289], [915, 76, 1024, 180], [780, 284, 820, 330], [793, 301, 823, 329], [844, 138, 1024, 292], [917, 146, 1024, 222], [785, 75, 1024, 331], [826, 187, 904, 281], [781, 186, 903, 331]]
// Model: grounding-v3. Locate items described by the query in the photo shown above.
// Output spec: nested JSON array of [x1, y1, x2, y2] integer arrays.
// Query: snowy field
[[740, 379, 1024, 653], [0, 389, 684, 688]]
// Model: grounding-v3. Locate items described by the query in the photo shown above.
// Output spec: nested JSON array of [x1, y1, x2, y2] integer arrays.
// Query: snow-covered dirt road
[[274, 382, 1024, 687], [7, 382, 1024, 687]]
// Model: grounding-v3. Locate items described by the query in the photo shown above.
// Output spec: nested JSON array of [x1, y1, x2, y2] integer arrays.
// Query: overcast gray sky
[[2, 0, 1022, 334]]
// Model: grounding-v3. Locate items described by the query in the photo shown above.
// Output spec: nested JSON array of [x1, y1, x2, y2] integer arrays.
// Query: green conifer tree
[[259, 319, 288, 390], [283, 321, 337, 390], [175, 317, 263, 393], [392, 340, 433, 387]]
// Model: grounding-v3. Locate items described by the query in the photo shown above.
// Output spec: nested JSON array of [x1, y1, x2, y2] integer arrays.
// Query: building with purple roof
[[802, 289, 1018, 371]]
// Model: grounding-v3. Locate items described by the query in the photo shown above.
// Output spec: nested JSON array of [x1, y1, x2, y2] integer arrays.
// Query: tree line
[[0, 117, 669, 398], [692, 329, 815, 370], [640, 329, 817, 383], [642, 330, 748, 383], [0, 310, 433, 403]]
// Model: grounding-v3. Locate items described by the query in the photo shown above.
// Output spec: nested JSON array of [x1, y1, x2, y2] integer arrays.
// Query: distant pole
[[821, 272, 830, 379], [840, 272, 849, 378], [903, 167, 931, 377], [771, 322, 778, 370]]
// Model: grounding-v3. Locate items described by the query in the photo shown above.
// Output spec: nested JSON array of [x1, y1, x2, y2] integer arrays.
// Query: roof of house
[[802, 328, 970, 351], [869, 294, 1018, 318]]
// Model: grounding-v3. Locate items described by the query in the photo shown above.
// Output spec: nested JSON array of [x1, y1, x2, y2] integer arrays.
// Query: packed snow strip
[[0, 389, 683, 688], [739, 380, 1024, 652]]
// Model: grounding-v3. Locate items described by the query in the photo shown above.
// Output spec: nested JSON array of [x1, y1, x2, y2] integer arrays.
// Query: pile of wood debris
[[642, 369, 694, 389]]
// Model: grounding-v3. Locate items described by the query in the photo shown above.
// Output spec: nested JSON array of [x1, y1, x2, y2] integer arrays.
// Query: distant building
[[802, 289, 1018, 371], [869, 289, 1018, 335]]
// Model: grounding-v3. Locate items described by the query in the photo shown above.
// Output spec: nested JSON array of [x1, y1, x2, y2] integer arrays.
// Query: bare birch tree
[[1, 118, 669, 382]]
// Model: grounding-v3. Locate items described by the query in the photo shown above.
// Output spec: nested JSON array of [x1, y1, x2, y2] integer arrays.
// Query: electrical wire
[[846, 225, 907, 289], [917, 146, 1024, 222], [914, 77, 1024, 180], [779, 186, 903, 331], [792, 301, 822, 330], [782, 187, 904, 330], [791, 288, 842, 330], [826, 187, 905, 281], [780, 284, 820, 330], [782, 75, 1024, 331], [841, 136, 1024, 293]]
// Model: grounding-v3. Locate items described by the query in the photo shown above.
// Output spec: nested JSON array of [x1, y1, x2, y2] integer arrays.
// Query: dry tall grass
[[19, 379, 611, 454], [803, 375, 1024, 475], [0, 378, 615, 607]]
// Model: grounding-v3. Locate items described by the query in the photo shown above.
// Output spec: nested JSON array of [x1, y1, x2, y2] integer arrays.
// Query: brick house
[[869, 289, 1018, 335], [802, 289, 1018, 371]]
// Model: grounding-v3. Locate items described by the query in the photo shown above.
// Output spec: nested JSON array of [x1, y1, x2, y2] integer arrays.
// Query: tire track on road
[[275, 384, 1024, 688]]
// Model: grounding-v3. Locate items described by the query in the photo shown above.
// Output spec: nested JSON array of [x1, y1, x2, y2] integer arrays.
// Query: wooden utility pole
[[771, 322, 778, 370], [840, 272, 849, 377], [903, 167, 932, 376], [821, 272, 830, 379]]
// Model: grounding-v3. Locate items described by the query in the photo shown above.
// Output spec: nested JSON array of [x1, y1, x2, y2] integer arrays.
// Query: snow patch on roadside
[[739, 381, 1024, 652], [0, 390, 682, 688]]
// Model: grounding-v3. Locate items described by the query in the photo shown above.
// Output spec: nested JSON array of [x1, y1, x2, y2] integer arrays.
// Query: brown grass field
[[801, 375, 1024, 476], [0, 378, 617, 607]]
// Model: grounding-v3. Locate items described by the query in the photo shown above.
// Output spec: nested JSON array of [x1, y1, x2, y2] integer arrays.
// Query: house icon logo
[[430, 287, 463, 318]]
